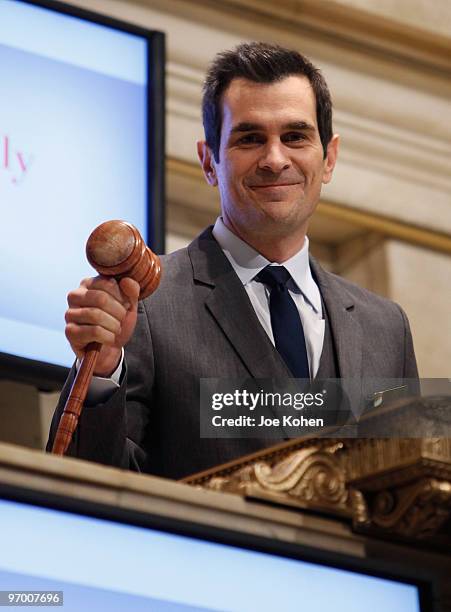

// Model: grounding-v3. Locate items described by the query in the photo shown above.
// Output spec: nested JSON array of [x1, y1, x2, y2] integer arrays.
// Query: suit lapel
[[188, 228, 291, 379], [309, 257, 364, 415], [309, 257, 363, 380]]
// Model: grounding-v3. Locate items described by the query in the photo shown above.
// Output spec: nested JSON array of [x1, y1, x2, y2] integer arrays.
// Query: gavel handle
[[52, 342, 101, 455]]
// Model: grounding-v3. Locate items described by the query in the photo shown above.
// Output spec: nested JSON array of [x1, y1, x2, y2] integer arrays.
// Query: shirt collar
[[212, 217, 321, 314]]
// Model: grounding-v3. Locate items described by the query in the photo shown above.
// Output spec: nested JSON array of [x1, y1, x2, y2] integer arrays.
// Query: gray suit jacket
[[48, 227, 418, 479]]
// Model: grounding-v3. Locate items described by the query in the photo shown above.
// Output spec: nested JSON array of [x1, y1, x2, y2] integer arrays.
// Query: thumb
[[119, 277, 140, 309]]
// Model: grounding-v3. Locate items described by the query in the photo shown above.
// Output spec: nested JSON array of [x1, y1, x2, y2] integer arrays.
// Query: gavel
[[52, 220, 161, 456]]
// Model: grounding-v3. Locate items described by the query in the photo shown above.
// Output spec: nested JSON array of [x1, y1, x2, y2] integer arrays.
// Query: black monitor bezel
[[0, 479, 437, 612], [0, 0, 165, 391]]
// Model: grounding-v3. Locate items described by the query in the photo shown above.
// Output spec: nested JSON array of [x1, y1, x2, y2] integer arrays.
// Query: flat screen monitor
[[0, 494, 430, 612], [0, 0, 165, 389]]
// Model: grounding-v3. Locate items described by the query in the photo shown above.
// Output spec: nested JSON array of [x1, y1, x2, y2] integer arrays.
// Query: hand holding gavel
[[52, 220, 161, 456]]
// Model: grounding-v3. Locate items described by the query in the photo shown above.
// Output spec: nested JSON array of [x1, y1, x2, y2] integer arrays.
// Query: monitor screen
[[0, 0, 164, 387], [0, 497, 422, 612]]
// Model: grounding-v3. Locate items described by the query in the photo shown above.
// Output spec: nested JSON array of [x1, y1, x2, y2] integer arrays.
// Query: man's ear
[[322, 134, 339, 184], [197, 140, 217, 186]]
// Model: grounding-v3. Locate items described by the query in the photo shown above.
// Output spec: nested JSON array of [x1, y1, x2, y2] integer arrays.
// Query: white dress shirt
[[212, 217, 325, 378]]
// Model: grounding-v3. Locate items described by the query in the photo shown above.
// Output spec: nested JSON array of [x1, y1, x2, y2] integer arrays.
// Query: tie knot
[[256, 265, 291, 289]]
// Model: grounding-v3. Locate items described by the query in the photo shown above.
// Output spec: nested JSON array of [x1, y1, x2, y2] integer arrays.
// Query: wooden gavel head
[[86, 220, 161, 299]]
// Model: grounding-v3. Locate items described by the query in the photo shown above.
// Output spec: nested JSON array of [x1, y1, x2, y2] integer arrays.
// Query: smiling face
[[198, 75, 339, 259]]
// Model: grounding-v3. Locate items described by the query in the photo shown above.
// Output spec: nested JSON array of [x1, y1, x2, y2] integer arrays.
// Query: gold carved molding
[[184, 435, 451, 549], [169, 0, 451, 74], [206, 442, 351, 516]]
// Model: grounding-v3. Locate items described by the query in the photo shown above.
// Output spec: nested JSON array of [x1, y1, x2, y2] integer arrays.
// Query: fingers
[[65, 321, 117, 350], [68, 286, 128, 322], [65, 306, 122, 336], [65, 276, 139, 356], [80, 276, 130, 308]]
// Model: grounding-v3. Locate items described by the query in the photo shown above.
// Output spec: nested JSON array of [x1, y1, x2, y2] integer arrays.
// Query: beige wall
[[334, 237, 451, 376], [385, 241, 451, 377]]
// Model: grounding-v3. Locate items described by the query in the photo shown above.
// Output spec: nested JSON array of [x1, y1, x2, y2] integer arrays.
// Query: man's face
[[198, 75, 338, 246]]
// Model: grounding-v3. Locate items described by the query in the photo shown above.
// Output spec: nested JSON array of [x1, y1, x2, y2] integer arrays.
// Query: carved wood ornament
[[184, 416, 451, 549]]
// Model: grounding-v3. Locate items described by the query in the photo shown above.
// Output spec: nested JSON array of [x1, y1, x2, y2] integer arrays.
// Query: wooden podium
[[0, 424, 450, 610]]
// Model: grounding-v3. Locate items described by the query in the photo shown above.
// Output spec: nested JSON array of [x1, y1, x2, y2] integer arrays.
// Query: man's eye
[[282, 132, 306, 143], [237, 133, 263, 145]]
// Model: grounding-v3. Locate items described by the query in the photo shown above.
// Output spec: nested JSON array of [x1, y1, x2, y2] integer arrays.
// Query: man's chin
[[250, 209, 305, 235], [258, 200, 303, 221]]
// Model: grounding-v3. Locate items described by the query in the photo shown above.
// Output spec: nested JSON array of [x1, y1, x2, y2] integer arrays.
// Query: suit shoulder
[[159, 245, 190, 264], [323, 268, 405, 317], [140, 246, 195, 312], [159, 247, 191, 276]]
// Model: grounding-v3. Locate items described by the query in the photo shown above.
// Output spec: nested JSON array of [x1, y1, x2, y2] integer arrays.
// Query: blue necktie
[[256, 266, 310, 379]]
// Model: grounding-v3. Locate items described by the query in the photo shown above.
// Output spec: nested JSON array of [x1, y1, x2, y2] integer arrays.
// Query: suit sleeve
[[396, 304, 419, 379], [394, 304, 420, 401], [46, 302, 155, 472]]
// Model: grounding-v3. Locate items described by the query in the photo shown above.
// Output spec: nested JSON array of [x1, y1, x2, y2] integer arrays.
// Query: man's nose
[[257, 141, 291, 173]]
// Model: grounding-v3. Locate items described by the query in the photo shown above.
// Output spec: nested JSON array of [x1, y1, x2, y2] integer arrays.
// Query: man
[[48, 42, 418, 479]]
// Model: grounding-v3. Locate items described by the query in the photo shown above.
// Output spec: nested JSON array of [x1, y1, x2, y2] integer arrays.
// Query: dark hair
[[202, 42, 333, 161]]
